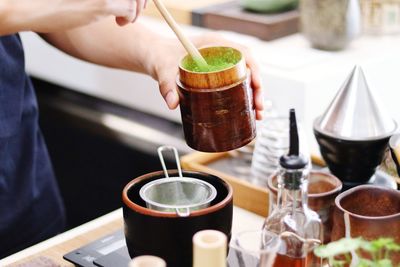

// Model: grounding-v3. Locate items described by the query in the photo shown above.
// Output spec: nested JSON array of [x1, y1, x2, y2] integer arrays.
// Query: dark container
[[314, 129, 390, 188], [332, 185, 400, 264], [177, 47, 256, 152], [122, 170, 233, 267]]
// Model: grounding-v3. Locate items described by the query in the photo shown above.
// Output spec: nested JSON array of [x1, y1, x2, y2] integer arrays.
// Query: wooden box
[[192, 1, 300, 41], [181, 152, 326, 217]]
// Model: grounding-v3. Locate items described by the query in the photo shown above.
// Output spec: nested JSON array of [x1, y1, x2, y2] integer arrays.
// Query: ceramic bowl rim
[[123, 170, 233, 218], [267, 171, 343, 198], [335, 184, 400, 220]]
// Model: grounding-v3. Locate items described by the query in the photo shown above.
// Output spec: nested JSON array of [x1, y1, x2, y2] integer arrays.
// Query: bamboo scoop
[[152, 0, 209, 70]]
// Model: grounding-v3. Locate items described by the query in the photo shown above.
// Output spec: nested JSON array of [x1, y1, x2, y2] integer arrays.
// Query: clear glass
[[251, 117, 309, 187], [229, 143, 254, 179], [228, 230, 280, 267], [251, 117, 290, 186], [263, 167, 323, 267]]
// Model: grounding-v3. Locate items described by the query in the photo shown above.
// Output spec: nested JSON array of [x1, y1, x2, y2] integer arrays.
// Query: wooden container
[[181, 152, 328, 217], [332, 185, 400, 263], [177, 47, 256, 152], [192, 1, 299, 41]]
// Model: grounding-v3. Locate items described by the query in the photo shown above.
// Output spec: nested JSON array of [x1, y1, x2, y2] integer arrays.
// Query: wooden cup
[[177, 47, 256, 152], [332, 185, 400, 264]]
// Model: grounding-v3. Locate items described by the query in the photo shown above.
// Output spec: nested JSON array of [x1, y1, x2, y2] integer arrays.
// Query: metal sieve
[[139, 146, 217, 217]]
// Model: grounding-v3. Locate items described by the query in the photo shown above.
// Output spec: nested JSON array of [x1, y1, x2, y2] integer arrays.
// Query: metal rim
[[313, 116, 398, 141], [139, 177, 217, 209]]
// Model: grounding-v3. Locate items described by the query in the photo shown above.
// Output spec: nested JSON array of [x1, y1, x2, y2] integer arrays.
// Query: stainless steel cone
[[314, 65, 397, 140]]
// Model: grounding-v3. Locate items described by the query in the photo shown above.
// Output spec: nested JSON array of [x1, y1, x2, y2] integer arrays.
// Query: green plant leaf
[[376, 259, 393, 267], [314, 238, 363, 258], [386, 243, 400, 252]]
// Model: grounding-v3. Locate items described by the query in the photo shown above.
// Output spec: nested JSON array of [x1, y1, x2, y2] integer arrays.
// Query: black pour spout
[[279, 109, 308, 170]]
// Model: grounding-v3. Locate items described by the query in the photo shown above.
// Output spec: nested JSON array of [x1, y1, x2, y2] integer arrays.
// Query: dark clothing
[[0, 34, 65, 258]]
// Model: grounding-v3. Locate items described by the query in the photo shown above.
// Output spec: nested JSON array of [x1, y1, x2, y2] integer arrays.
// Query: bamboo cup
[[193, 230, 227, 267], [177, 46, 256, 152]]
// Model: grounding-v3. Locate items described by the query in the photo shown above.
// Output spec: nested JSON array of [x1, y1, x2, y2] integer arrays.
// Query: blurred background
[[20, 0, 400, 229]]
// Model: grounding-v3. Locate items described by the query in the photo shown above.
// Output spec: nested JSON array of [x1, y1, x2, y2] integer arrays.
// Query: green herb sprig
[[314, 238, 400, 267]]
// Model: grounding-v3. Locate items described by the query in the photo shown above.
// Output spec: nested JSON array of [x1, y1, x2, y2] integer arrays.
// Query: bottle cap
[[279, 109, 309, 170]]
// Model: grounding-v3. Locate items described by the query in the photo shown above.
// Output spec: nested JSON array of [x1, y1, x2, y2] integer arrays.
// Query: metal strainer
[[139, 146, 217, 217]]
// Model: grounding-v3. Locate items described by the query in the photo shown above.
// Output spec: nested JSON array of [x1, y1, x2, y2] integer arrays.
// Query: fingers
[[134, 0, 146, 22], [114, 0, 146, 26], [159, 79, 180, 110], [241, 48, 264, 120]]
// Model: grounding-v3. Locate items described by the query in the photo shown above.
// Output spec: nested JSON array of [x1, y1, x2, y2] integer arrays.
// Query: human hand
[[147, 33, 264, 120], [0, 0, 147, 35], [115, 0, 148, 26]]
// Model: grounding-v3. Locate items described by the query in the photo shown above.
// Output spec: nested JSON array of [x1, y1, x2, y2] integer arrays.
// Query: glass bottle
[[262, 109, 323, 267]]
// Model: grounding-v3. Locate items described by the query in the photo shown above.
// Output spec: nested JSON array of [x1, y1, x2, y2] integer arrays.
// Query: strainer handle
[[157, 146, 183, 179], [175, 207, 190, 217]]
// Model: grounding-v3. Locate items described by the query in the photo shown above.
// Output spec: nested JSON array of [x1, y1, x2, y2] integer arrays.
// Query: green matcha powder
[[182, 48, 241, 73]]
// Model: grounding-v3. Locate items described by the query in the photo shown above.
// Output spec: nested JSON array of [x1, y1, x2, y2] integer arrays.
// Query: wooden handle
[[152, 0, 208, 68]]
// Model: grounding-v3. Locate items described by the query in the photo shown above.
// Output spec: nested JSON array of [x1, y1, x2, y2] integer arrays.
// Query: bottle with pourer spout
[[263, 109, 323, 267]]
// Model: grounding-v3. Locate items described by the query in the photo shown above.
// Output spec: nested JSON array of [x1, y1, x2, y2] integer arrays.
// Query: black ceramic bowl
[[122, 170, 233, 267], [314, 128, 390, 188]]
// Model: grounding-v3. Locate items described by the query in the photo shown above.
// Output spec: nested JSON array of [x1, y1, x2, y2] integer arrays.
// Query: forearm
[[0, 0, 29, 35], [41, 18, 165, 76], [0, 0, 133, 36]]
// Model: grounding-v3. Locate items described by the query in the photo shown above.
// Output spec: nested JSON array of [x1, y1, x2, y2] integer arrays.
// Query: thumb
[[159, 80, 179, 110]]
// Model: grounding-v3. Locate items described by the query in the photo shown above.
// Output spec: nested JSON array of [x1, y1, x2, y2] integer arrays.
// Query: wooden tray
[[192, 0, 299, 41], [181, 152, 325, 217]]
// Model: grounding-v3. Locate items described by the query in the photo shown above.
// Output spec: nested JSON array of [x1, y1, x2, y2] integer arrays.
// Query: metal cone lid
[[314, 66, 397, 140]]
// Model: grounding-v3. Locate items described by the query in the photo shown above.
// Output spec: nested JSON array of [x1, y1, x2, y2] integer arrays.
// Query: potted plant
[[314, 237, 400, 266]]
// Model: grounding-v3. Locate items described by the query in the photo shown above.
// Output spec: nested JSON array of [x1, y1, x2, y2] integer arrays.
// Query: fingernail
[[165, 91, 177, 109]]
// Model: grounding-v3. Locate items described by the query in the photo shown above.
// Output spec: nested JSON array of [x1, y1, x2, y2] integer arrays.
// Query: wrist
[[139, 36, 179, 80], [0, 1, 33, 35]]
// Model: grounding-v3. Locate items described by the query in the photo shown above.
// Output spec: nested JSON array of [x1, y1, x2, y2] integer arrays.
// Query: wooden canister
[[177, 47, 256, 152]]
